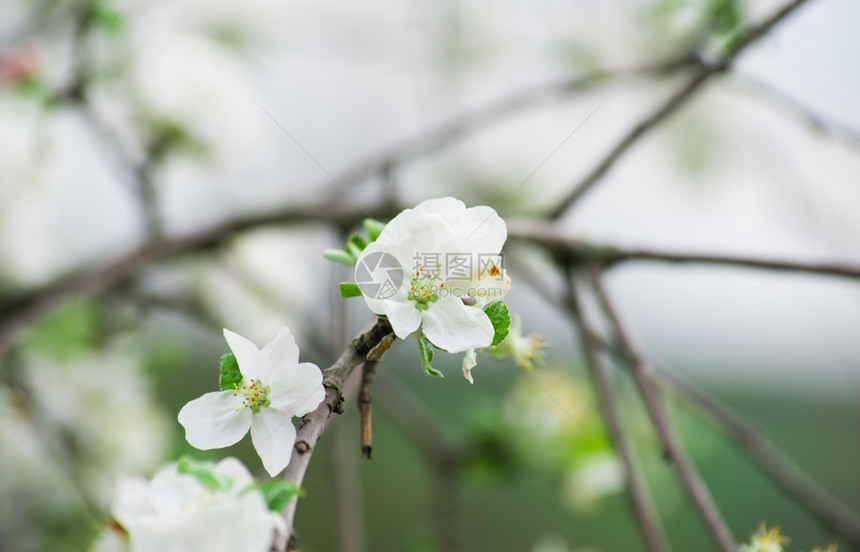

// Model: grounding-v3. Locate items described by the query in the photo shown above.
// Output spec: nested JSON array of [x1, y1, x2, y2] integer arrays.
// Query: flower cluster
[[108, 457, 287, 552], [738, 523, 837, 552], [178, 328, 325, 477]]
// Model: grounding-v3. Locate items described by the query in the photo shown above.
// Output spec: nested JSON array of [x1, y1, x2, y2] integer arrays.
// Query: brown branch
[[658, 369, 860, 550], [563, 277, 672, 552], [0, 57, 695, 354], [358, 361, 376, 459], [583, 268, 736, 551], [549, 0, 815, 219], [507, 219, 860, 281], [0, 203, 396, 355], [282, 318, 392, 549]]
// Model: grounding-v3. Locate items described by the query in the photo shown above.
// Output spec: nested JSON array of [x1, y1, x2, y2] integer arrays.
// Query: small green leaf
[[323, 248, 356, 266], [483, 301, 511, 347], [220, 353, 243, 391], [363, 219, 386, 242], [417, 335, 444, 377], [339, 282, 362, 298], [177, 456, 223, 491], [345, 233, 368, 258], [259, 479, 305, 511]]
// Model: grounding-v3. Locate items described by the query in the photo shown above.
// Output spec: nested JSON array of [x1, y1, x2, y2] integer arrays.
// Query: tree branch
[[549, 0, 815, 218], [507, 219, 860, 281], [657, 368, 860, 550], [281, 318, 392, 549], [564, 276, 672, 552], [583, 268, 736, 551]]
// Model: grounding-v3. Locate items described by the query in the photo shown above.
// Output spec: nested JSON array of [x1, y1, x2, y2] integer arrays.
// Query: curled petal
[[462, 348, 477, 384]]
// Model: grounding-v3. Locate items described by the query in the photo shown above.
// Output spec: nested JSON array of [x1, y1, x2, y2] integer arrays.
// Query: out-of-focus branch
[[549, 0, 815, 218], [314, 57, 695, 201], [658, 368, 860, 549], [731, 71, 860, 154], [563, 277, 672, 552], [583, 269, 737, 551], [282, 318, 393, 549], [0, 202, 398, 355], [507, 219, 860, 281]]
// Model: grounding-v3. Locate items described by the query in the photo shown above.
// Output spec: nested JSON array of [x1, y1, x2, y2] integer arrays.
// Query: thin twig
[[358, 361, 376, 459], [281, 318, 393, 548], [506, 219, 860, 281], [731, 71, 860, 154], [586, 268, 736, 551], [657, 369, 860, 550], [563, 276, 672, 552], [550, 0, 815, 218]]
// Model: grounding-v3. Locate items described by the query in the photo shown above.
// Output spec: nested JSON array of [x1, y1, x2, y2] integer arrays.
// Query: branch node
[[294, 440, 311, 454]]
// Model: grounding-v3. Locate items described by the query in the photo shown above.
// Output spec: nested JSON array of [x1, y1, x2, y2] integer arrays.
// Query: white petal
[[260, 327, 300, 381], [112, 476, 154, 531], [214, 457, 255, 491], [462, 348, 477, 384], [383, 300, 422, 339], [250, 409, 298, 477], [178, 391, 251, 450], [421, 297, 494, 353], [150, 465, 204, 517], [223, 329, 264, 381], [414, 197, 466, 217], [354, 241, 410, 315], [268, 362, 325, 417]]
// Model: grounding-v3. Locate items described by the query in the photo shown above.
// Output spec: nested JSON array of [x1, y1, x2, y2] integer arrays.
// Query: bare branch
[[507, 219, 860, 281], [658, 369, 860, 549], [549, 0, 816, 219], [584, 268, 736, 552], [564, 276, 673, 552], [282, 318, 393, 548], [358, 361, 376, 459], [730, 71, 860, 154]]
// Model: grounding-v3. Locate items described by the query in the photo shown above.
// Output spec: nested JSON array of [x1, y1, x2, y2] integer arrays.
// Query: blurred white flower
[[562, 452, 624, 512], [25, 348, 172, 503], [737, 523, 789, 552], [112, 457, 285, 552], [178, 327, 324, 476], [356, 197, 510, 353]]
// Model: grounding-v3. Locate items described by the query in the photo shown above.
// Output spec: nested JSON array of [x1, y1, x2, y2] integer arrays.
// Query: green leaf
[[177, 456, 223, 491], [259, 479, 305, 511], [363, 218, 386, 242], [323, 248, 356, 266], [339, 282, 362, 298], [220, 353, 243, 391], [345, 233, 368, 258], [483, 301, 511, 347], [417, 335, 444, 378]]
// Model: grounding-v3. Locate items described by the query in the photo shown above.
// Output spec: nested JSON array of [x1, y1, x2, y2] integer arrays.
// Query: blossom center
[[407, 266, 443, 311], [233, 378, 270, 412]]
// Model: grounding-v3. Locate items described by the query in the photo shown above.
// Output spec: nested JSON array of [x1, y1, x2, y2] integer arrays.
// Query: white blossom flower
[[178, 328, 325, 476], [356, 197, 511, 353], [738, 523, 789, 552], [111, 457, 285, 552]]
